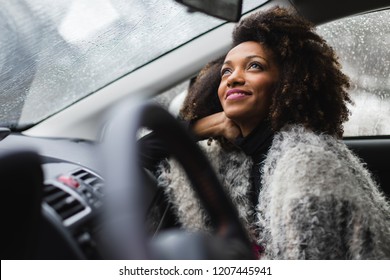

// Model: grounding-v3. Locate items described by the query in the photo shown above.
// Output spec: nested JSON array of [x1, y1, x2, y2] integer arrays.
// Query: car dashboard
[[1, 133, 108, 259]]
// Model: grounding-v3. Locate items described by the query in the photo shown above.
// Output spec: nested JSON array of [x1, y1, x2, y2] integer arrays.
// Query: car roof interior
[[292, 0, 390, 24]]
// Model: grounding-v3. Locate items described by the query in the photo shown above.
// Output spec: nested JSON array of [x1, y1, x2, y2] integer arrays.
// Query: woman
[[144, 6, 390, 259]]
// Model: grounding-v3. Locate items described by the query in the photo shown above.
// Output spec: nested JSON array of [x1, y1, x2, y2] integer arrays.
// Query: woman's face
[[218, 41, 279, 134]]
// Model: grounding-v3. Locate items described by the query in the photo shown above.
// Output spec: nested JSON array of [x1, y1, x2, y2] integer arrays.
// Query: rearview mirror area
[[175, 0, 242, 22]]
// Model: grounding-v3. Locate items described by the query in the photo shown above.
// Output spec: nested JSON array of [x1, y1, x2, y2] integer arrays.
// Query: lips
[[226, 89, 251, 100]]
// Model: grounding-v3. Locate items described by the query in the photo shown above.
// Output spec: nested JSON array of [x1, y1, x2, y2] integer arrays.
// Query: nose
[[227, 68, 245, 88]]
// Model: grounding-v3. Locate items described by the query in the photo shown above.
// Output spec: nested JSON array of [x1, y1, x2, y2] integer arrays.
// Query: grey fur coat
[[156, 125, 390, 259]]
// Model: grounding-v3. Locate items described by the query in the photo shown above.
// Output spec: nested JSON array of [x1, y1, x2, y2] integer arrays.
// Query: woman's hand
[[191, 112, 242, 142]]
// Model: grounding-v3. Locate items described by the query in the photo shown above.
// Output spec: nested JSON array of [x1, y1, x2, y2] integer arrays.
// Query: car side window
[[317, 9, 390, 137]]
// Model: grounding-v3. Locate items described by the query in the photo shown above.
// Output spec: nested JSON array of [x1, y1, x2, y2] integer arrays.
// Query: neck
[[234, 120, 274, 160], [237, 120, 262, 137]]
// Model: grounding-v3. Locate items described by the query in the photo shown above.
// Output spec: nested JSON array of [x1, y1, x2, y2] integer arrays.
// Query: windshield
[[0, 0, 267, 129]]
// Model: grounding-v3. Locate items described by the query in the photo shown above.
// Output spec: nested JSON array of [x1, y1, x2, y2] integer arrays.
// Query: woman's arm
[[191, 112, 241, 141], [138, 131, 170, 172], [139, 112, 241, 172]]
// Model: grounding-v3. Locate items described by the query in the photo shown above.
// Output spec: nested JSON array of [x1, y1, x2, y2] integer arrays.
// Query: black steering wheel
[[101, 99, 254, 259]]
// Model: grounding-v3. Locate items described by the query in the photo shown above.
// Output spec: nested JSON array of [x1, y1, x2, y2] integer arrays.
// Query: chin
[[223, 109, 243, 121]]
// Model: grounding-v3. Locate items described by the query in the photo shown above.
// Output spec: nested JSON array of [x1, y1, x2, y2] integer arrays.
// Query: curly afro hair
[[179, 56, 225, 122], [181, 6, 352, 138]]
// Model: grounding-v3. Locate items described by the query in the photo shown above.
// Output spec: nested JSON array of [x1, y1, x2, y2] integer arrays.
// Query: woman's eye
[[249, 62, 263, 70], [221, 68, 231, 76]]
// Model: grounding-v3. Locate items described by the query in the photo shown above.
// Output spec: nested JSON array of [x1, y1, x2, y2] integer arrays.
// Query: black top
[[138, 121, 195, 172], [234, 121, 274, 207], [138, 131, 170, 172]]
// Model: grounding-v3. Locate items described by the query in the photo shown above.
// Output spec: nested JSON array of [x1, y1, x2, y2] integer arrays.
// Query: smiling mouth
[[226, 89, 251, 100]]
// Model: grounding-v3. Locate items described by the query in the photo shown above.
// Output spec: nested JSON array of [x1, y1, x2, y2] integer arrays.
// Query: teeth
[[226, 92, 248, 100]]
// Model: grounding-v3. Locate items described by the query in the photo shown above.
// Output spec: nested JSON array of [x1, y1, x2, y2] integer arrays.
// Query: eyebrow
[[222, 55, 269, 66]]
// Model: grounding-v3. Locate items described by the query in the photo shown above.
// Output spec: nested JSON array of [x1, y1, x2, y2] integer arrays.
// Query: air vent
[[43, 184, 85, 221], [71, 169, 104, 193]]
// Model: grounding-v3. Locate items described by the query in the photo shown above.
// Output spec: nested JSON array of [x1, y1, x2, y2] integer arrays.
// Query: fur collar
[[156, 138, 256, 238]]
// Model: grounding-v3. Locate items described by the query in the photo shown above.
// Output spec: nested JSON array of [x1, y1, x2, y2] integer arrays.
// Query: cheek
[[217, 83, 225, 103], [253, 77, 277, 95], [262, 84, 277, 112]]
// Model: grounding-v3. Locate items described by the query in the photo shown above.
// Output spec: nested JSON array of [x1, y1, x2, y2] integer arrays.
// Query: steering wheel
[[101, 98, 254, 259]]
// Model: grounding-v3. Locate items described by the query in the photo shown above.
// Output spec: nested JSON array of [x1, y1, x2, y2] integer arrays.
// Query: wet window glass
[[317, 9, 390, 137]]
